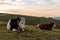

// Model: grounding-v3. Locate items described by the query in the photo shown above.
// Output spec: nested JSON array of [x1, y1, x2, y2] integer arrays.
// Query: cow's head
[[36, 24, 40, 29]]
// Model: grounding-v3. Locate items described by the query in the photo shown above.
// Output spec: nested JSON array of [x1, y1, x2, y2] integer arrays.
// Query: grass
[[0, 25, 60, 40], [0, 13, 60, 40]]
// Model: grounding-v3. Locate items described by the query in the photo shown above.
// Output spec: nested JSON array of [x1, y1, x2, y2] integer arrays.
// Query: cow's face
[[18, 20, 25, 32], [53, 23, 56, 28], [36, 24, 40, 29], [50, 22, 56, 28]]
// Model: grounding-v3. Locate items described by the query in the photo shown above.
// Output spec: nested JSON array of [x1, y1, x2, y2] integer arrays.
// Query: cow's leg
[[19, 27, 25, 32], [21, 28, 25, 32], [11, 27, 18, 31], [19, 24, 25, 32], [21, 24, 25, 32], [10, 26, 13, 31]]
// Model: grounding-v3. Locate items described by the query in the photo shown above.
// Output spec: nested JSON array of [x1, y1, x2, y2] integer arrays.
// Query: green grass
[[0, 25, 60, 40]]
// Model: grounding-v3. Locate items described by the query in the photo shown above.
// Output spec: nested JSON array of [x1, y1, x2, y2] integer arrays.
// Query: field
[[0, 13, 60, 40], [0, 24, 60, 40]]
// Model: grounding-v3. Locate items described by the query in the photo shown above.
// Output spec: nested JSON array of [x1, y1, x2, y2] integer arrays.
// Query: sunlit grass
[[0, 25, 60, 40]]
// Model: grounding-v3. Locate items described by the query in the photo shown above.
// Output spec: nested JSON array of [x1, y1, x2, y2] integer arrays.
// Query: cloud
[[16, 0, 60, 10], [0, 0, 60, 17], [0, 0, 60, 12]]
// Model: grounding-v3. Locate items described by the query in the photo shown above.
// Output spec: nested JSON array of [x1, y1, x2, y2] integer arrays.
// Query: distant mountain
[[53, 17, 60, 20], [0, 13, 9, 16]]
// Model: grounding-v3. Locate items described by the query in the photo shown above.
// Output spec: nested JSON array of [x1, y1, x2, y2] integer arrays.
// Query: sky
[[0, 0, 60, 17]]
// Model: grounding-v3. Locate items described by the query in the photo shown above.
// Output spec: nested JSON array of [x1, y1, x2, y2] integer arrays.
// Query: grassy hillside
[[0, 13, 60, 29], [0, 13, 60, 40]]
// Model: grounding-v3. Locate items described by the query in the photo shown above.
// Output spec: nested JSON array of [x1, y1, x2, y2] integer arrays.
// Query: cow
[[36, 22, 56, 30], [7, 17, 25, 32]]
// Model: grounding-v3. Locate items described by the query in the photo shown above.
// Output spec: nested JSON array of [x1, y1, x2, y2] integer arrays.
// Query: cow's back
[[10, 19, 17, 25]]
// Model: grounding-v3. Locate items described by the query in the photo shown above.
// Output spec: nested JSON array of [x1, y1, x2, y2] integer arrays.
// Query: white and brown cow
[[36, 22, 56, 30]]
